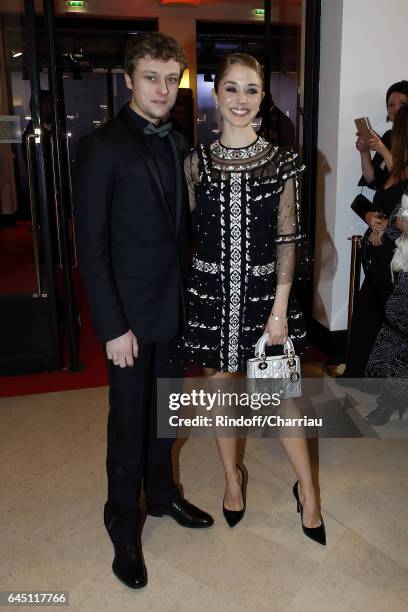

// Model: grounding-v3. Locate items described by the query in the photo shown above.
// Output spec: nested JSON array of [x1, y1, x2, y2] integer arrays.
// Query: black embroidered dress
[[181, 136, 308, 372]]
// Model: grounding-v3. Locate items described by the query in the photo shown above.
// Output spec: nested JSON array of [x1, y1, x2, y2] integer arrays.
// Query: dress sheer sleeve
[[184, 149, 200, 211], [275, 171, 310, 285]]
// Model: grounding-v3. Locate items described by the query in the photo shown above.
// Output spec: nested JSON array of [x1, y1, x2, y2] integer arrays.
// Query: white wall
[[314, 0, 408, 330]]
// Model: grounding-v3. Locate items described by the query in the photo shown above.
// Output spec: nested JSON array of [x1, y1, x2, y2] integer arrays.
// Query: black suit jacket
[[74, 106, 190, 343]]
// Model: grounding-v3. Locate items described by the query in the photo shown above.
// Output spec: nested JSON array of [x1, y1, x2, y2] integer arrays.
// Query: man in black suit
[[74, 32, 213, 590]]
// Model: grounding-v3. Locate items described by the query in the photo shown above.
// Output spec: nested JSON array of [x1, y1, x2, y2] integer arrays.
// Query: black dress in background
[[365, 270, 408, 418], [259, 105, 297, 149], [345, 182, 404, 377]]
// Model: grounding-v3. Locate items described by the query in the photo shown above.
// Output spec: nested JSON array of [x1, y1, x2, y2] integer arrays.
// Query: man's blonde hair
[[125, 32, 187, 78]]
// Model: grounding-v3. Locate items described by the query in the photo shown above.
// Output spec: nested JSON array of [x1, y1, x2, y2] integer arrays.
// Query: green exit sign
[[66, 1, 85, 7], [253, 8, 265, 16]]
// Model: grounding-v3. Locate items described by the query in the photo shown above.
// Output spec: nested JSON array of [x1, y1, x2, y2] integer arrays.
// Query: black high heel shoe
[[293, 481, 326, 546], [223, 464, 247, 528]]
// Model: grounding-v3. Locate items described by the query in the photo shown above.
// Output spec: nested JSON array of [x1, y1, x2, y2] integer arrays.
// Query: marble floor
[[1, 377, 408, 612]]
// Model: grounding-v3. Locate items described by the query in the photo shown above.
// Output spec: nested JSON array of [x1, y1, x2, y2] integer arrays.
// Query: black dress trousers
[[345, 240, 394, 377], [104, 341, 183, 546], [346, 277, 390, 377]]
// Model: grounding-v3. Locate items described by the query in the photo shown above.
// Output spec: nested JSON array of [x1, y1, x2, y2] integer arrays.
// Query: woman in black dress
[[357, 80, 408, 192], [181, 54, 325, 544], [343, 81, 408, 379]]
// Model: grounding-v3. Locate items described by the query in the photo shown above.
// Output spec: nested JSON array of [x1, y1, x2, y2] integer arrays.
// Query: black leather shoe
[[112, 542, 147, 589], [147, 499, 214, 528], [223, 464, 247, 528], [293, 481, 326, 546]]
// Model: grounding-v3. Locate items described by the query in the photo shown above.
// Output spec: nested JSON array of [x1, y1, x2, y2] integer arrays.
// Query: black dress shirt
[[125, 104, 177, 218]]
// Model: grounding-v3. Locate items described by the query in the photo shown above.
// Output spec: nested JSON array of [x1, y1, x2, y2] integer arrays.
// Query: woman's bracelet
[[270, 314, 287, 321]]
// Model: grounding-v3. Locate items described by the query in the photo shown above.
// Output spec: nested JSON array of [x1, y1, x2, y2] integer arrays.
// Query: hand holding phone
[[355, 117, 373, 141]]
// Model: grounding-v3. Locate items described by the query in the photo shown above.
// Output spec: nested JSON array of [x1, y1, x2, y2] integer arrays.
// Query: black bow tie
[[143, 122, 173, 138]]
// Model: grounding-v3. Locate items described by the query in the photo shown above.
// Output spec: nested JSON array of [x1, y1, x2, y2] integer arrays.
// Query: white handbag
[[246, 333, 302, 399]]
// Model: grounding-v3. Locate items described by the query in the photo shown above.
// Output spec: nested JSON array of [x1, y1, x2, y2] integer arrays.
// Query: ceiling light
[[179, 69, 190, 89]]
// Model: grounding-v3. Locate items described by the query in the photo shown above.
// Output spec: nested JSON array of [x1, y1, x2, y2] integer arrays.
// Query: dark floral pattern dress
[[365, 185, 408, 415]]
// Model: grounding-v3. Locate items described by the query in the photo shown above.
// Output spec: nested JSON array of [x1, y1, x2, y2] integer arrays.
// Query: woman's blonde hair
[[213, 53, 264, 92]]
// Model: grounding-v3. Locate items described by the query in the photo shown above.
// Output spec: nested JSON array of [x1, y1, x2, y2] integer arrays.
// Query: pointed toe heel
[[223, 505, 245, 528], [293, 481, 326, 546], [223, 464, 248, 528]]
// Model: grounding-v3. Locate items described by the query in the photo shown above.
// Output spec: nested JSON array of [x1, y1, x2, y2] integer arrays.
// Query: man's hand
[[106, 330, 139, 368], [365, 211, 387, 232]]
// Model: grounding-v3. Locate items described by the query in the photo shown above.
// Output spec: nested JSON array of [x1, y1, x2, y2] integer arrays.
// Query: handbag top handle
[[254, 334, 296, 359]]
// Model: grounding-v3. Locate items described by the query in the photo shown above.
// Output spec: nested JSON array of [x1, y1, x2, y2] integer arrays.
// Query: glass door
[[1, 8, 67, 375], [63, 69, 110, 162], [1, 10, 156, 376]]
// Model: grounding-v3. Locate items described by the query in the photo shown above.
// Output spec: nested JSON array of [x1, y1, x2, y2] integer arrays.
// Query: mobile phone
[[355, 117, 373, 141]]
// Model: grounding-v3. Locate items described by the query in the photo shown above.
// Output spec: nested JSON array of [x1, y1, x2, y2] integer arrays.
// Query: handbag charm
[[246, 334, 302, 399]]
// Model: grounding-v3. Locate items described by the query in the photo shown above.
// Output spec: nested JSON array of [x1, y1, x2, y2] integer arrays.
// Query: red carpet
[[0, 271, 108, 398], [0, 222, 38, 295]]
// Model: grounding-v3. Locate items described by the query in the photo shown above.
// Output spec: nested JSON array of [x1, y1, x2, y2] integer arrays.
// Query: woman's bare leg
[[279, 436, 322, 528], [203, 368, 243, 511], [202, 369, 321, 522]]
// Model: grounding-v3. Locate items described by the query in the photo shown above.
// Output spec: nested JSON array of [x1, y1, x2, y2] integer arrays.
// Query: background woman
[[357, 80, 408, 191], [365, 105, 408, 425], [181, 54, 325, 544], [342, 82, 408, 380]]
